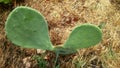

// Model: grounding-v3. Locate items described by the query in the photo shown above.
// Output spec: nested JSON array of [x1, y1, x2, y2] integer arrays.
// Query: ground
[[0, 0, 120, 68]]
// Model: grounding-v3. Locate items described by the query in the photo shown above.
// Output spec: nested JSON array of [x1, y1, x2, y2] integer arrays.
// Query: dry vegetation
[[0, 0, 120, 68]]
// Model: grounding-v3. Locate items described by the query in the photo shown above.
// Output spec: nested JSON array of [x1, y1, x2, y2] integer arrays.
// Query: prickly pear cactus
[[5, 6, 53, 50], [5, 6, 102, 55], [63, 24, 102, 49]]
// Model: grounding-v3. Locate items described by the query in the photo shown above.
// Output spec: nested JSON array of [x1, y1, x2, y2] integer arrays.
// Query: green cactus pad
[[63, 24, 102, 49], [5, 6, 53, 50]]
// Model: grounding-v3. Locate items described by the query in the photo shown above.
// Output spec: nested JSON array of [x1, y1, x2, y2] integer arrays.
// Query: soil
[[0, 0, 120, 68]]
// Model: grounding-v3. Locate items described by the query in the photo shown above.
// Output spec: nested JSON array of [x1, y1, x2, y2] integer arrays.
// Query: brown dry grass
[[0, 0, 120, 68]]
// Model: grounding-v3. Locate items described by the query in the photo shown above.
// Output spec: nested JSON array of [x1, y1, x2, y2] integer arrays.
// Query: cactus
[[5, 6, 102, 54]]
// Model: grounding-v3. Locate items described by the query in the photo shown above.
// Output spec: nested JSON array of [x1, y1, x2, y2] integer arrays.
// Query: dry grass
[[0, 0, 120, 68]]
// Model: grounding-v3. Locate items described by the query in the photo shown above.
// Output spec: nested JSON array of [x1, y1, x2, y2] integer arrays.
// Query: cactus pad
[[63, 24, 102, 49], [5, 6, 53, 50]]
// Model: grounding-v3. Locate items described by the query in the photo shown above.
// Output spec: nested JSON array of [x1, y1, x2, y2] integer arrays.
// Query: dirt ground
[[0, 0, 120, 68]]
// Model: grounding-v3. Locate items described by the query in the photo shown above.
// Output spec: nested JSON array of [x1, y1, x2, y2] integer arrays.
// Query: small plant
[[33, 55, 47, 68], [0, 0, 11, 4], [5, 6, 102, 55]]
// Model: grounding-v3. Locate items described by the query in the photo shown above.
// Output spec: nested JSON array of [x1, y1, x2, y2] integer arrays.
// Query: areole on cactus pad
[[5, 6, 102, 54]]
